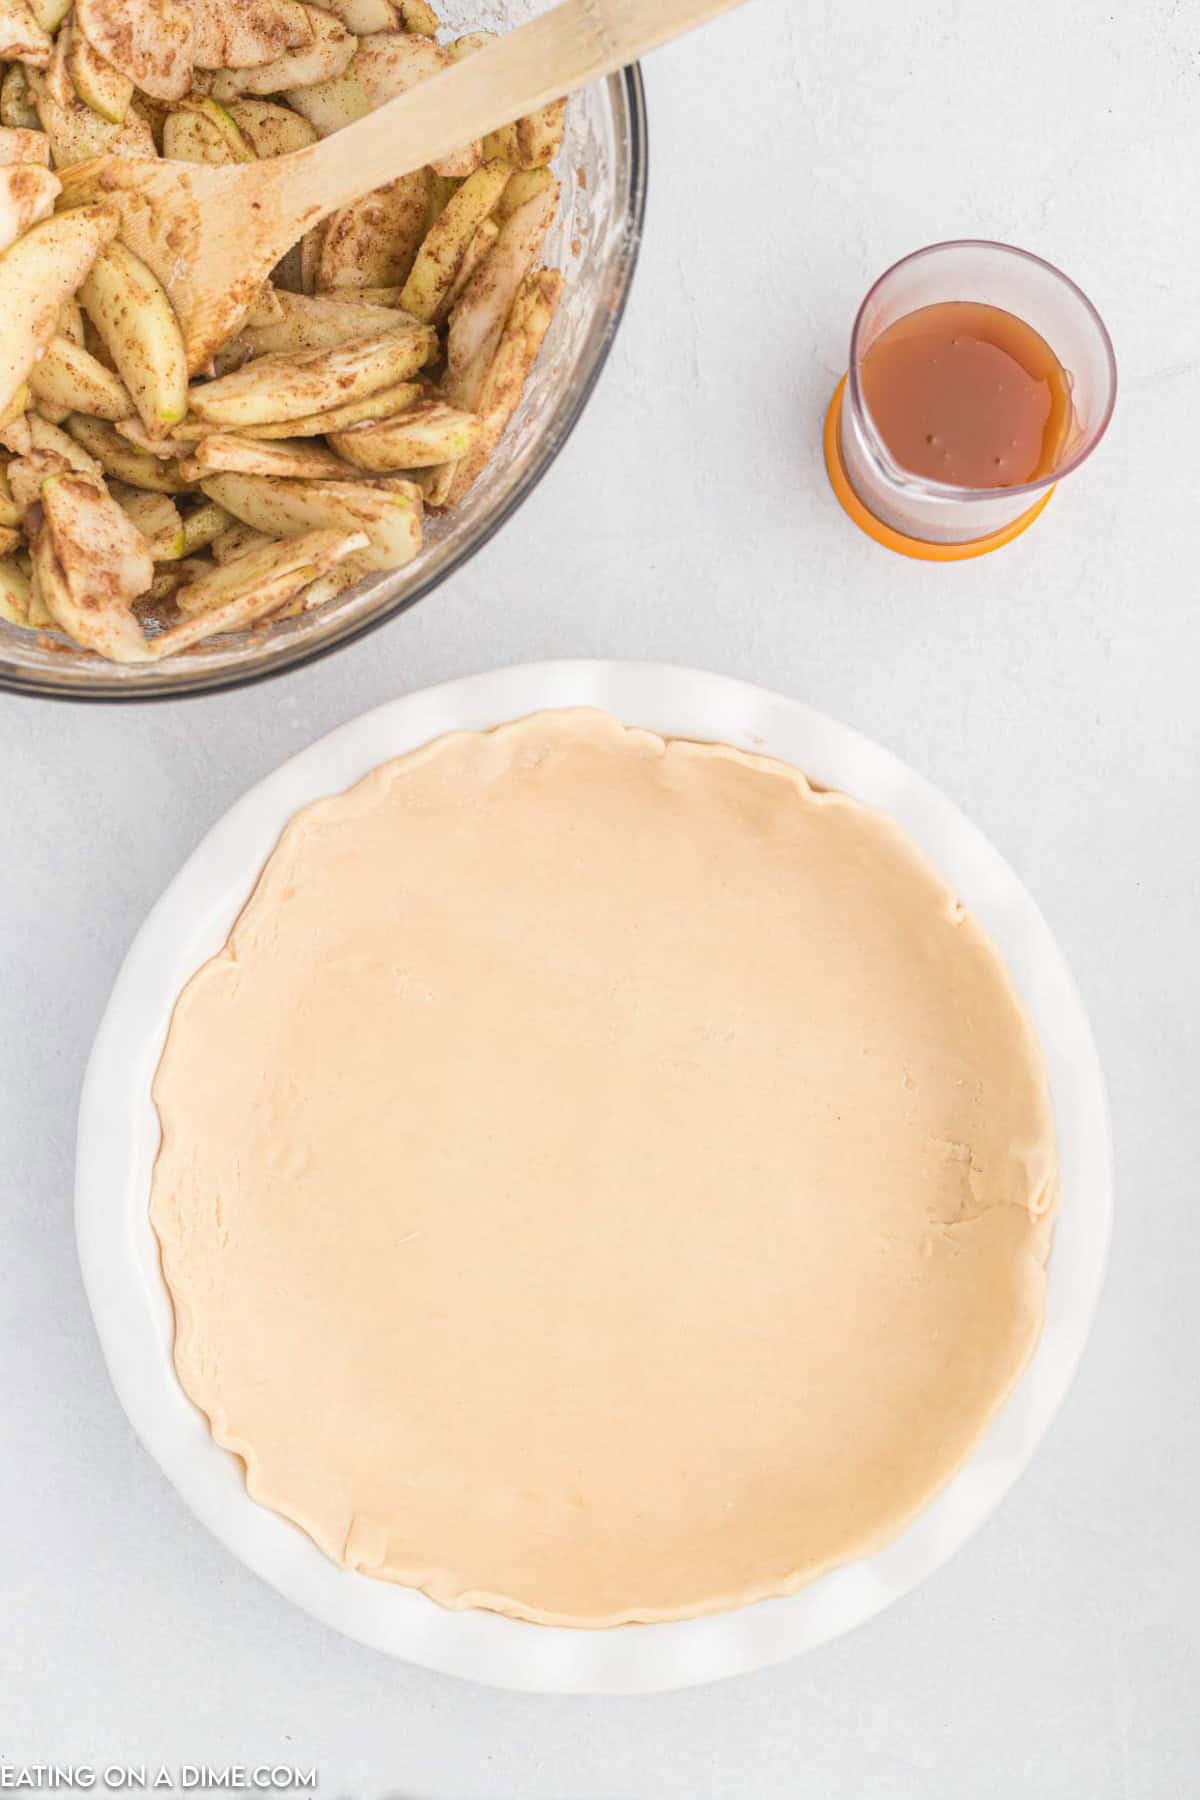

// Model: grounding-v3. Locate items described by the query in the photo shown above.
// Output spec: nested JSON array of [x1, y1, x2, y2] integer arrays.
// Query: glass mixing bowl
[[1, 9, 646, 701]]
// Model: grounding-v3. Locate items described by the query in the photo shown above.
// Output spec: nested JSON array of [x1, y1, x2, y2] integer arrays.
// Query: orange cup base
[[823, 377, 1055, 562]]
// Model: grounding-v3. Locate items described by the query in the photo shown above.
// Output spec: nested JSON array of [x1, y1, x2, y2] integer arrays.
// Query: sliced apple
[[25, 0, 69, 32], [66, 24, 133, 124], [81, 240, 189, 434], [332, 400, 480, 470], [66, 413, 193, 491], [32, 394, 69, 426], [224, 97, 317, 157], [415, 465, 457, 513], [40, 18, 75, 106], [190, 0, 312, 70], [33, 392, 71, 426], [0, 158, 58, 253], [32, 536, 149, 654], [316, 171, 430, 292], [172, 525, 364, 619], [238, 377, 421, 438], [399, 159, 509, 324], [442, 268, 563, 506], [25, 560, 55, 624], [292, 560, 362, 610], [162, 97, 257, 163], [28, 411, 103, 473], [442, 215, 498, 315], [201, 470, 422, 573], [150, 526, 362, 642], [0, 202, 117, 420], [29, 66, 158, 164], [179, 433, 357, 480], [188, 323, 435, 426], [28, 333, 132, 420], [74, 0, 193, 102], [0, 466, 18, 528], [445, 181, 558, 406], [0, 386, 32, 453], [395, 0, 439, 34], [7, 448, 71, 516], [0, 484, 21, 536], [8, 420, 99, 507], [239, 289, 422, 357], [349, 32, 440, 101], [484, 101, 567, 173], [108, 482, 186, 559], [0, 0, 52, 67], [212, 6, 354, 99], [0, 123, 48, 162], [284, 59, 369, 136], [34, 469, 154, 659], [0, 554, 32, 626], [495, 167, 556, 221]]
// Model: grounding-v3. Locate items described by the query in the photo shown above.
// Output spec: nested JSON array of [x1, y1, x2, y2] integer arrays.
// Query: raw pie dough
[[151, 709, 1058, 1627]]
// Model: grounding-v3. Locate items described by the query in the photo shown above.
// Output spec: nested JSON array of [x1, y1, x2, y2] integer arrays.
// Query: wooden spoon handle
[[277, 0, 751, 222]]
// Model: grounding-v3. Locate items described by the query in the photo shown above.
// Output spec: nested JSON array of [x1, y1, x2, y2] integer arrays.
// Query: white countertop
[[2, 0, 1197, 1792]]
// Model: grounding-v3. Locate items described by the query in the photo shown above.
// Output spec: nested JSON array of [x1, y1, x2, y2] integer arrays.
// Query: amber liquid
[[858, 301, 1074, 489]]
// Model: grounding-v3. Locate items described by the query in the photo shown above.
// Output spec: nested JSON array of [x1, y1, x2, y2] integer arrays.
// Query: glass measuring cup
[[827, 240, 1118, 556]]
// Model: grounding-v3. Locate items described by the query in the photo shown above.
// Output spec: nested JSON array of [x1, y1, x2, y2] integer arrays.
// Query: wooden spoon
[[60, 0, 750, 373]]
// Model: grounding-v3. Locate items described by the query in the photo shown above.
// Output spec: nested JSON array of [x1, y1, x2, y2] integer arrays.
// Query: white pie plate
[[75, 660, 1112, 1694]]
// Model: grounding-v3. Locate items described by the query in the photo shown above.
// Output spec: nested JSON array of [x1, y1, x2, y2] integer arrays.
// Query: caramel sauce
[[859, 301, 1073, 489]]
